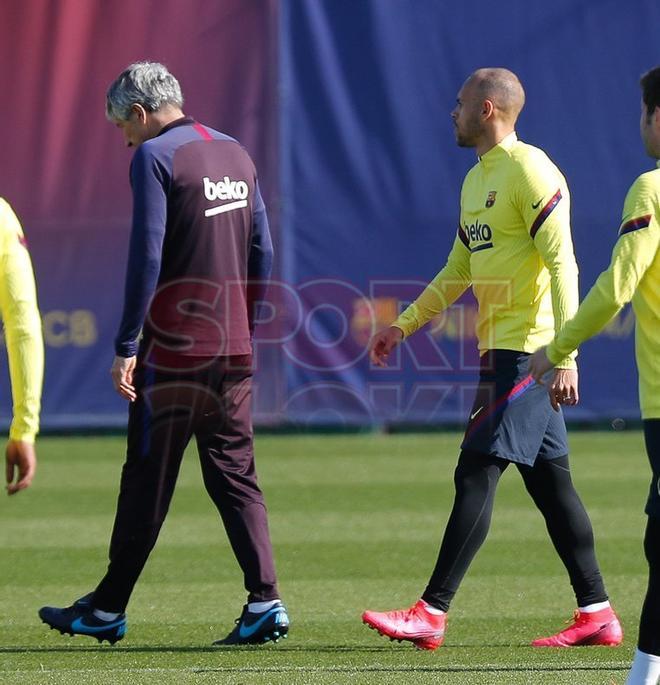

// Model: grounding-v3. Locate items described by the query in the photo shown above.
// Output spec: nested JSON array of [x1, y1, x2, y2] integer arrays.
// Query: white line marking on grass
[[2, 662, 632, 675]]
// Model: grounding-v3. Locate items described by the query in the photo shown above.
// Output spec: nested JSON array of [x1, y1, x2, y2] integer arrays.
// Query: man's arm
[[112, 147, 168, 400], [247, 181, 274, 333], [518, 167, 579, 369], [514, 160, 579, 407], [0, 199, 43, 493], [114, 147, 168, 358], [546, 177, 660, 365], [369, 230, 471, 366], [392, 229, 472, 338]]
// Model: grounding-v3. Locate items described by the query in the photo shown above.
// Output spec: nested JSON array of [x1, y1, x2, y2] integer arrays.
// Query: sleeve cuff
[[392, 307, 419, 339], [115, 340, 139, 357], [546, 341, 576, 368]]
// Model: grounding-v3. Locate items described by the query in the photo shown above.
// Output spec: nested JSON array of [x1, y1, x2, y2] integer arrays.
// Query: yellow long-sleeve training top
[[394, 133, 579, 368], [0, 198, 43, 442], [547, 165, 660, 419]]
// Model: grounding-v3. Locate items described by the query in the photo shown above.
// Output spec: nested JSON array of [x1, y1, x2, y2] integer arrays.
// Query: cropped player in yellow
[[362, 68, 621, 650], [530, 66, 660, 685], [0, 198, 43, 494]]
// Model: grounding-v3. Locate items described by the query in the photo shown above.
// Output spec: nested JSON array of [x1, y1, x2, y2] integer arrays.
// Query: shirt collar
[[478, 131, 518, 167], [157, 116, 196, 137]]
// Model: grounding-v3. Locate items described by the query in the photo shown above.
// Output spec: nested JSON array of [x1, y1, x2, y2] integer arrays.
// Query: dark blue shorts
[[461, 349, 569, 466], [644, 420, 660, 519]]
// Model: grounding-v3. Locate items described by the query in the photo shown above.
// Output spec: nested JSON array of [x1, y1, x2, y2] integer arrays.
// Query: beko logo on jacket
[[203, 176, 249, 217], [465, 220, 492, 242], [464, 220, 494, 252]]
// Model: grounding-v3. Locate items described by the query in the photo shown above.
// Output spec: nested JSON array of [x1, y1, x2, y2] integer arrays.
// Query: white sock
[[625, 649, 660, 685], [578, 600, 611, 613], [93, 608, 120, 621], [421, 600, 445, 615], [248, 599, 280, 613]]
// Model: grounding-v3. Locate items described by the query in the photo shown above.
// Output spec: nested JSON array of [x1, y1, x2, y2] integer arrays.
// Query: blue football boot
[[39, 593, 127, 645], [214, 601, 289, 645]]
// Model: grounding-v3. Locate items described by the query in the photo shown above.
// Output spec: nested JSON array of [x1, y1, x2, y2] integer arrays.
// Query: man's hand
[[369, 326, 404, 367], [547, 368, 579, 411], [529, 347, 554, 382], [111, 355, 137, 401], [529, 348, 578, 411], [6, 439, 36, 495]]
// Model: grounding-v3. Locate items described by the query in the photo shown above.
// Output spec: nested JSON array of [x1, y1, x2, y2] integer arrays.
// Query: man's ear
[[131, 103, 148, 124], [482, 99, 495, 119]]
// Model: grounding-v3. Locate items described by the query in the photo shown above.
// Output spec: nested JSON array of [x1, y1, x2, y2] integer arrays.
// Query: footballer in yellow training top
[[535, 168, 660, 418], [0, 197, 43, 494], [394, 131, 578, 368], [530, 66, 660, 685], [363, 67, 621, 651]]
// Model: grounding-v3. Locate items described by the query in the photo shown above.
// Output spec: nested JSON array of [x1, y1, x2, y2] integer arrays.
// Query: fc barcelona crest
[[485, 191, 497, 208]]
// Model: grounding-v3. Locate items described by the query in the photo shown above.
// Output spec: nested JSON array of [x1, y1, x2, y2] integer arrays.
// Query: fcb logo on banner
[[485, 191, 497, 208]]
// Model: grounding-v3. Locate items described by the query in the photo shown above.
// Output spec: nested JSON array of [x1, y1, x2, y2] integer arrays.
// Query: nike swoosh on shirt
[[470, 407, 483, 420], [532, 198, 544, 209]]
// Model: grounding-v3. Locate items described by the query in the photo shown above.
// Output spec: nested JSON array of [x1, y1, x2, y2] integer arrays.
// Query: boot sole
[[41, 618, 125, 645], [214, 623, 289, 645], [363, 619, 444, 650], [532, 620, 623, 648]]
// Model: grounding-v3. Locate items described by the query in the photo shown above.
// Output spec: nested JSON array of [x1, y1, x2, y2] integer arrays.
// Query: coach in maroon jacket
[[38, 62, 289, 646]]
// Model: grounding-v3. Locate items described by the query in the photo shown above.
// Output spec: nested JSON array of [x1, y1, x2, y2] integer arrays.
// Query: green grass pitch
[[0, 431, 650, 684]]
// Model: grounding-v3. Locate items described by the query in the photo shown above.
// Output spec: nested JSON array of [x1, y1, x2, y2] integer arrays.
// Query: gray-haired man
[[38, 62, 288, 646]]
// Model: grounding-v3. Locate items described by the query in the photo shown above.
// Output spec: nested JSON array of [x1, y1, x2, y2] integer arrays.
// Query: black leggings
[[639, 516, 660, 655], [639, 420, 660, 655], [422, 449, 607, 611]]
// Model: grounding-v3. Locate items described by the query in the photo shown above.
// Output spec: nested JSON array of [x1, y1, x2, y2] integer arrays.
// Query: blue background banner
[[0, 0, 657, 430], [278, 0, 659, 425]]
